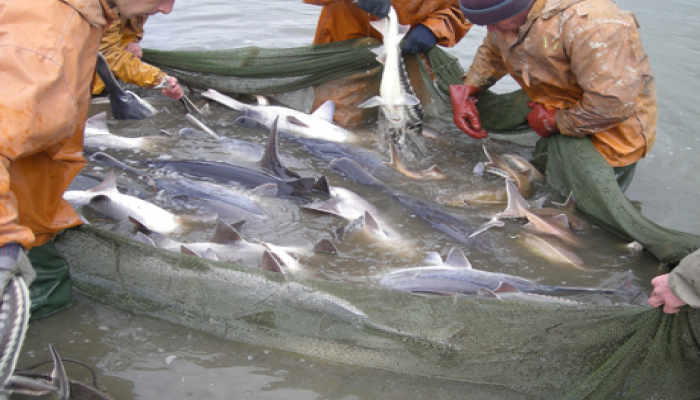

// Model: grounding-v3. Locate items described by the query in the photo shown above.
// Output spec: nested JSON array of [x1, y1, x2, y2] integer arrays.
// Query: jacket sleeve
[[415, 1, 471, 48], [99, 18, 166, 88], [669, 249, 700, 309], [461, 33, 509, 91], [555, 17, 645, 138]]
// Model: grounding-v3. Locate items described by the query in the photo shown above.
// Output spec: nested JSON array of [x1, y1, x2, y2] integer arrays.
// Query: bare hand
[[160, 76, 183, 100], [648, 274, 687, 314], [126, 42, 143, 58]]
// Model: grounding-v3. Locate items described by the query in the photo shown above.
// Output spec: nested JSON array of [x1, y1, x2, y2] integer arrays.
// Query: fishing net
[[43, 39, 697, 398], [55, 225, 700, 400]]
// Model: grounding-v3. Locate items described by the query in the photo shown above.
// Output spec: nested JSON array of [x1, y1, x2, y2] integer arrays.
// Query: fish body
[[379, 247, 640, 297], [359, 7, 420, 133], [201, 89, 352, 143], [95, 53, 156, 120], [517, 231, 586, 268], [476, 282, 581, 305], [384, 142, 445, 180], [84, 112, 171, 150], [63, 172, 216, 234]]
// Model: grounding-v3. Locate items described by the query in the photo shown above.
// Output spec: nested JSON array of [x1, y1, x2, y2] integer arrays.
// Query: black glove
[[356, 0, 392, 19], [401, 24, 438, 54]]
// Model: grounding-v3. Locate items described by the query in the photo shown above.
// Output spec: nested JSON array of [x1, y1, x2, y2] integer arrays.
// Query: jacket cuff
[[669, 249, 700, 308]]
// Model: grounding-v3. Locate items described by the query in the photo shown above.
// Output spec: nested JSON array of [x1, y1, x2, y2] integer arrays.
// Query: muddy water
[[18, 1, 700, 399]]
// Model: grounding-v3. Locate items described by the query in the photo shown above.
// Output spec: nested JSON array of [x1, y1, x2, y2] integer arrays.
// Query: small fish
[[501, 153, 545, 182], [384, 142, 446, 180], [483, 146, 532, 198]]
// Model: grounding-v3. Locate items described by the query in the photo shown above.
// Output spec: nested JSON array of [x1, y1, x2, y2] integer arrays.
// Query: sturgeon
[[63, 171, 218, 234], [84, 112, 173, 150], [358, 6, 420, 140], [201, 89, 354, 143], [95, 52, 156, 120], [378, 247, 642, 297]]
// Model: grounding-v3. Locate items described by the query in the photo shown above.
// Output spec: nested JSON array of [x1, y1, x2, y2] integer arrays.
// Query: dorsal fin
[[88, 171, 119, 193], [363, 211, 384, 236], [310, 100, 335, 123], [553, 192, 577, 212], [210, 219, 246, 244], [420, 252, 443, 266], [85, 112, 110, 136], [258, 117, 299, 179], [134, 232, 156, 247], [497, 180, 530, 219], [260, 250, 284, 274], [180, 245, 202, 258], [313, 238, 337, 254], [313, 176, 331, 196], [444, 247, 471, 269]]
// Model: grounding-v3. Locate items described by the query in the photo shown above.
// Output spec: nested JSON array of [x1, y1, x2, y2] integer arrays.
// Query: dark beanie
[[460, 0, 535, 25]]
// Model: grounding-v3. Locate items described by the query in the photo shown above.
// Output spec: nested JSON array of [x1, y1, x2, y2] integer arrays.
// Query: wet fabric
[[92, 15, 167, 95], [303, 0, 473, 126], [462, 0, 657, 167], [55, 225, 700, 400], [27, 240, 72, 320], [0, 0, 109, 249]]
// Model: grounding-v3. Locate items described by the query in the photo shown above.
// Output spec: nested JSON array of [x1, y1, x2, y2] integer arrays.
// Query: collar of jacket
[[61, 0, 118, 28], [511, 0, 586, 45]]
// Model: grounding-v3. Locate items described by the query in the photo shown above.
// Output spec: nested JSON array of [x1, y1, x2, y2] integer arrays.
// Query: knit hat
[[459, 0, 535, 25]]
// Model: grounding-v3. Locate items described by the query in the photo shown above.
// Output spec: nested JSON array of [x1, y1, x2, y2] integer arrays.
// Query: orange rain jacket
[[303, 0, 472, 48], [0, 0, 113, 249], [462, 0, 657, 167], [92, 15, 167, 95]]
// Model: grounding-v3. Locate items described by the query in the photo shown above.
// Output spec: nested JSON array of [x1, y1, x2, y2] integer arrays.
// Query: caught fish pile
[[74, 85, 651, 307]]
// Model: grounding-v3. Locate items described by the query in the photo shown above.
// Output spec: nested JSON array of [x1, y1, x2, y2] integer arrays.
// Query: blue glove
[[356, 0, 391, 19], [401, 24, 438, 54]]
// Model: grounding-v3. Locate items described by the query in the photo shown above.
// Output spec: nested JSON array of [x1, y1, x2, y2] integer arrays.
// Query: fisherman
[[648, 249, 700, 314], [304, 0, 473, 126], [450, 0, 656, 191], [93, 15, 183, 100], [0, 0, 176, 317]]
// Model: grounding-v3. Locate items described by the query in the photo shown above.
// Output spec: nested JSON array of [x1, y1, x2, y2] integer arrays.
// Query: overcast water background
[[18, 1, 700, 399]]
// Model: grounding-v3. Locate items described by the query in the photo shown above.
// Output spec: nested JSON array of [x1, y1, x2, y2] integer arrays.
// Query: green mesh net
[[55, 225, 700, 399], [57, 39, 700, 398]]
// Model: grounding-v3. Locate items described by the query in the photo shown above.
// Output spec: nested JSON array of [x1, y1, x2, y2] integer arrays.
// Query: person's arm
[[99, 19, 167, 89], [667, 249, 700, 309], [556, 16, 649, 138], [415, 0, 472, 48], [461, 34, 508, 92]]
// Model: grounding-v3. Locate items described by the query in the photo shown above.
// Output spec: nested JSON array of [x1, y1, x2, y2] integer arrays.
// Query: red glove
[[527, 101, 559, 138], [450, 85, 488, 139]]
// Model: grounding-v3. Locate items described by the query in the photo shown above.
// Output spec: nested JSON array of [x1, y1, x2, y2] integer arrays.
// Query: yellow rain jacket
[[303, 0, 473, 126], [462, 0, 657, 167], [92, 15, 167, 95], [0, 0, 114, 249]]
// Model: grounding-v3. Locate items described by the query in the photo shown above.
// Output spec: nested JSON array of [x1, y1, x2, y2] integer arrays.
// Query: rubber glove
[[356, 0, 392, 19], [159, 76, 184, 100], [527, 101, 559, 138], [449, 85, 488, 139], [401, 24, 438, 54]]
